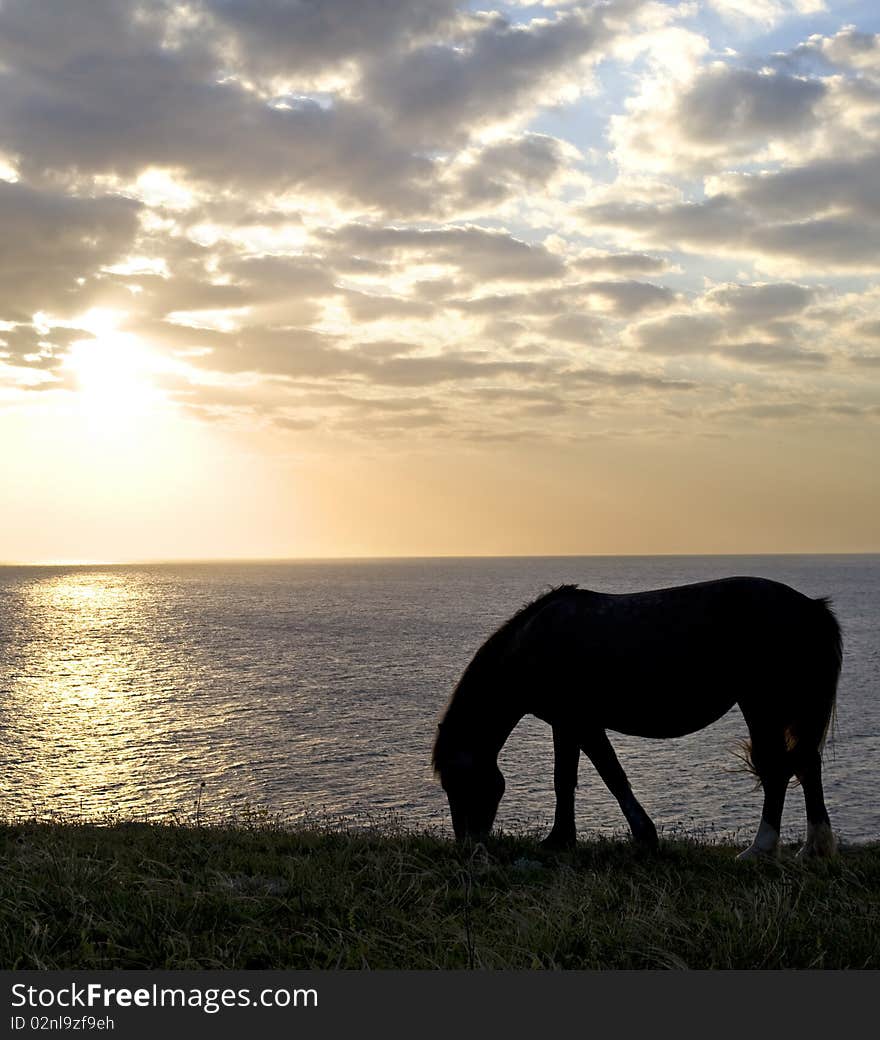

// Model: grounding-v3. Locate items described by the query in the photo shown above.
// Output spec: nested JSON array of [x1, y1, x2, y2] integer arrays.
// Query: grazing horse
[[432, 578, 842, 859]]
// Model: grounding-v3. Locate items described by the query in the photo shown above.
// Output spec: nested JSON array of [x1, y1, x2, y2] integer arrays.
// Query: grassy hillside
[[2, 817, 878, 969]]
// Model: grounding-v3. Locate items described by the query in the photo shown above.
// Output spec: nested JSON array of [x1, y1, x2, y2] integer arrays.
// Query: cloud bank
[[1, 0, 878, 450]]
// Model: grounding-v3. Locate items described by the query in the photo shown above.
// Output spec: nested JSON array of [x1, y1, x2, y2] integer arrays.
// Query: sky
[[1, 0, 879, 562]]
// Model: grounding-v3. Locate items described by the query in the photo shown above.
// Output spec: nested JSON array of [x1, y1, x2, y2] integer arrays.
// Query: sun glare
[[63, 310, 161, 427]]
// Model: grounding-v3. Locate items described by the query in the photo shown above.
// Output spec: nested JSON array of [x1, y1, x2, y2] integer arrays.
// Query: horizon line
[[4, 550, 880, 567]]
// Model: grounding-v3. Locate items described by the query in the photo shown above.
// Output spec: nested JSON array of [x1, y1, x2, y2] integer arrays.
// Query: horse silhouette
[[433, 577, 841, 859]]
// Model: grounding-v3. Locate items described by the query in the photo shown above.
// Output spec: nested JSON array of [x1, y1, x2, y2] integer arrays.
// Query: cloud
[[706, 282, 816, 325], [0, 1, 438, 213], [749, 217, 880, 269], [321, 224, 566, 281], [0, 323, 90, 379], [565, 366, 695, 391], [581, 158, 880, 273], [1, 0, 878, 452], [572, 252, 670, 275], [630, 283, 830, 367], [715, 153, 880, 222], [0, 0, 647, 219], [451, 133, 579, 209], [148, 319, 542, 387], [449, 278, 673, 320], [635, 313, 725, 355], [581, 193, 746, 249], [544, 313, 606, 346], [342, 290, 434, 323], [0, 0, 157, 75], [618, 64, 827, 171], [197, 0, 459, 82], [732, 402, 816, 420], [707, 0, 826, 31], [150, 313, 699, 432], [855, 319, 880, 340], [360, 3, 636, 146], [581, 280, 675, 314], [364, 351, 540, 387], [717, 341, 828, 367], [2, 74, 436, 212], [92, 252, 338, 334], [788, 26, 880, 73], [677, 66, 826, 145], [0, 181, 141, 320]]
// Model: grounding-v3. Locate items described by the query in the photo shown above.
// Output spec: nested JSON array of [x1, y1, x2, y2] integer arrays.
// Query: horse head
[[437, 747, 505, 842]]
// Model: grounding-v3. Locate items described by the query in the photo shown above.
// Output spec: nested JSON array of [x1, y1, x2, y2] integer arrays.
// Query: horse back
[[517, 577, 838, 738]]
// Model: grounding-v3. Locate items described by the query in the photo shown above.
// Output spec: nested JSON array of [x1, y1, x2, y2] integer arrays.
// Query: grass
[[2, 814, 879, 969]]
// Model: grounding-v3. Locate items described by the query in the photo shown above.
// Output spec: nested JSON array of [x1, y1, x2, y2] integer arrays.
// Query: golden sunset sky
[[1, 0, 879, 562]]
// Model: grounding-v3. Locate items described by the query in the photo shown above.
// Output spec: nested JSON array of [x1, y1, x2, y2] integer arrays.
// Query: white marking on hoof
[[736, 820, 780, 861], [797, 821, 837, 859]]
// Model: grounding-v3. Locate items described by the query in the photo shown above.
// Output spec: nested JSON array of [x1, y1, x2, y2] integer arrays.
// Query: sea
[[0, 556, 877, 844]]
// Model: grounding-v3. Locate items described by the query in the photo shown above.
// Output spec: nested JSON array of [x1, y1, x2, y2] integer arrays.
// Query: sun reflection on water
[[5, 572, 151, 814]]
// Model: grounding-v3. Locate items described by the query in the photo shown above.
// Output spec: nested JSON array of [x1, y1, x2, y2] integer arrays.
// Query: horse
[[432, 577, 842, 860]]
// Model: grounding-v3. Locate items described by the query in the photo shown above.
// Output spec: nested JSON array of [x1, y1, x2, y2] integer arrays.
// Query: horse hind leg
[[795, 749, 837, 859], [737, 726, 791, 861], [737, 770, 788, 860]]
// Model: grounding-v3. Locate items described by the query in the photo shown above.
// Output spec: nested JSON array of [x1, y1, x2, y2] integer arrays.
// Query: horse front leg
[[540, 724, 580, 849], [582, 729, 658, 849]]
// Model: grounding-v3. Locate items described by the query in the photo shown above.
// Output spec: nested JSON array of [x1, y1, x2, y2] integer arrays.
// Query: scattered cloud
[[359, 3, 635, 146], [0, 182, 141, 321], [319, 223, 567, 282], [707, 0, 826, 31], [0, 0, 878, 452], [612, 63, 829, 173]]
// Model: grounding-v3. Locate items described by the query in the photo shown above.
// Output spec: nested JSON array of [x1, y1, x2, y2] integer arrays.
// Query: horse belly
[[590, 660, 739, 739], [603, 698, 737, 739]]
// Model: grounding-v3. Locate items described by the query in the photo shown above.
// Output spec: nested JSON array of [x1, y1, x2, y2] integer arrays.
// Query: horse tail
[[739, 595, 842, 778], [794, 596, 842, 758]]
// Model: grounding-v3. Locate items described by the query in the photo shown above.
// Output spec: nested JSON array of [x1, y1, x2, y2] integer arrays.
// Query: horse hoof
[[633, 822, 659, 850], [540, 832, 576, 850], [796, 841, 838, 860], [797, 823, 837, 859], [736, 844, 780, 861]]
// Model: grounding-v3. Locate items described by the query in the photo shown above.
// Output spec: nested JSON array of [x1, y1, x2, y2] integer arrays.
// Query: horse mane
[[431, 584, 578, 773]]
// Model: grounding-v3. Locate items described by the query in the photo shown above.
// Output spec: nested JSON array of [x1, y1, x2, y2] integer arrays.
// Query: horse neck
[[445, 672, 524, 760]]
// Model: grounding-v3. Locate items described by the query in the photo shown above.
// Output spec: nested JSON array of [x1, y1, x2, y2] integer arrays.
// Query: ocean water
[[0, 556, 877, 844]]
